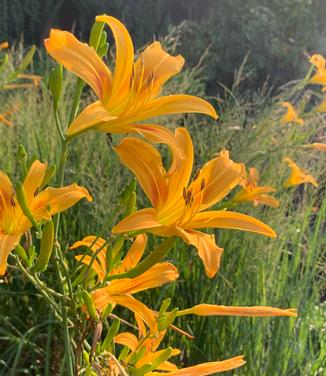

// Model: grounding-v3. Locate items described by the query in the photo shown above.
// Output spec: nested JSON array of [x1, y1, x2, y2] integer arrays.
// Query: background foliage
[[1, 0, 326, 89]]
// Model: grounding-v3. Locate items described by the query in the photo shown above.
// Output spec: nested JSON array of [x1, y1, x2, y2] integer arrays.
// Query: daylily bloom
[[0, 160, 92, 275], [309, 54, 326, 88], [283, 158, 318, 188], [231, 167, 280, 208], [44, 14, 217, 147], [112, 314, 245, 375], [71, 234, 178, 331], [112, 128, 276, 278], [302, 143, 326, 152], [280, 102, 304, 125]]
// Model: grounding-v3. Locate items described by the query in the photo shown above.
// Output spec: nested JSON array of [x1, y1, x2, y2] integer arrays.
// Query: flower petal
[[75, 255, 105, 282], [178, 304, 297, 317], [114, 137, 167, 207], [23, 160, 47, 203], [0, 171, 14, 213], [112, 208, 162, 234], [187, 211, 276, 238], [198, 150, 245, 210], [0, 233, 21, 275], [134, 41, 185, 97], [302, 143, 326, 152], [114, 332, 139, 352], [108, 262, 178, 295], [147, 355, 245, 375], [44, 29, 112, 101], [66, 101, 117, 137], [178, 229, 223, 278], [140, 94, 218, 120], [96, 15, 134, 107], [116, 234, 147, 273], [33, 184, 92, 219]]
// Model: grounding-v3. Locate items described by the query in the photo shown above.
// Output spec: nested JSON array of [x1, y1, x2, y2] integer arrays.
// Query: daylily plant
[[0, 160, 92, 275], [232, 167, 280, 208], [112, 128, 276, 278], [283, 157, 318, 188], [44, 14, 217, 147], [71, 234, 178, 331]]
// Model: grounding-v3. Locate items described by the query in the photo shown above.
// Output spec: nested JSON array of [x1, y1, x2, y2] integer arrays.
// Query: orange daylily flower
[[113, 314, 245, 375], [112, 128, 276, 278], [0, 161, 92, 275], [44, 15, 217, 147], [283, 158, 318, 188], [71, 234, 178, 331], [280, 102, 304, 125], [232, 167, 280, 208], [309, 54, 326, 88], [302, 143, 326, 152], [177, 303, 297, 317]]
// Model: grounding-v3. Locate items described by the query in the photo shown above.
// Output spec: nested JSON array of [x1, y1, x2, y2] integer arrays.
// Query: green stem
[[54, 110, 66, 143]]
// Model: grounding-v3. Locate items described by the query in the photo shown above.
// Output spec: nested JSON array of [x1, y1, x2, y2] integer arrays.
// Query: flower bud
[[48, 64, 63, 111], [34, 220, 54, 272]]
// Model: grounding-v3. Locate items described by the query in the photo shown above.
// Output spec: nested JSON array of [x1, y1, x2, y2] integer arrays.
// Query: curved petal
[[134, 41, 185, 97], [114, 138, 167, 207], [254, 195, 280, 208], [33, 184, 92, 219], [44, 29, 112, 101], [116, 234, 147, 273], [111, 294, 157, 332], [71, 235, 108, 276], [74, 255, 105, 282], [108, 262, 178, 295], [114, 332, 139, 352], [66, 101, 117, 137], [178, 229, 223, 278], [198, 150, 245, 210], [147, 356, 245, 375], [187, 211, 276, 238], [139, 94, 218, 120], [0, 233, 21, 275], [96, 15, 134, 107], [112, 208, 162, 234], [178, 304, 297, 317], [156, 128, 194, 222], [23, 160, 47, 203]]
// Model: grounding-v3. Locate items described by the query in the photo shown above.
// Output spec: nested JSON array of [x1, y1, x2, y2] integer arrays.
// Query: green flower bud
[[15, 182, 38, 229], [89, 21, 105, 51], [101, 318, 120, 351], [82, 290, 99, 322], [34, 220, 54, 272], [48, 64, 63, 111]]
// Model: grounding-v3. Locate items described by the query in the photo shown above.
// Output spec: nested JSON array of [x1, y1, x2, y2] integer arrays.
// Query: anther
[[10, 192, 16, 207], [193, 169, 200, 181], [34, 187, 39, 197], [183, 187, 187, 200], [201, 178, 206, 191]]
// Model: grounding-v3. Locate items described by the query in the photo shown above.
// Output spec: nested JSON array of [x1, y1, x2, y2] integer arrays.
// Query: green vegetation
[[0, 33, 325, 373]]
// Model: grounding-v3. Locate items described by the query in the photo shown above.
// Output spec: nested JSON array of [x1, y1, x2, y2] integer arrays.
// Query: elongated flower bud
[[83, 290, 99, 322], [48, 64, 63, 111], [34, 220, 54, 272], [89, 21, 105, 51], [101, 318, 120, 351], [14, 244, 29, 265]]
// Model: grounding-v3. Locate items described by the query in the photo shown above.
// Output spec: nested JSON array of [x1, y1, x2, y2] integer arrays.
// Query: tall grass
[[0, 47, 325, 375]]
